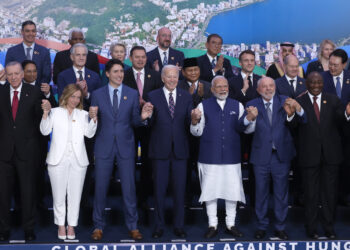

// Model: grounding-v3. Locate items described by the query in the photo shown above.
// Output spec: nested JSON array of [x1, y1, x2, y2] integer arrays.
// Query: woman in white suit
[[40, 84, 98, 240]]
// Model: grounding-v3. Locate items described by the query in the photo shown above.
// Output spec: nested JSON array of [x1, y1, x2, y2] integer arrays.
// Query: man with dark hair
[[91, 59, 153, 241], [53, 28, 100, 84], [5, 20, 51, 84], [146, 27, 184, 73], [123, 45, 162, 208], [197, 34, 233, 83]]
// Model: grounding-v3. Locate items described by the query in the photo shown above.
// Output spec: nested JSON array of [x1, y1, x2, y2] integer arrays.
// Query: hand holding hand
[[89, 106, 98, 122], [191, 108, 202, 125], [41, 83, 51, 96]]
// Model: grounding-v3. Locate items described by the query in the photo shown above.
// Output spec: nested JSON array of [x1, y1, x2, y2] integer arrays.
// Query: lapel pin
[[299, 81, 302, 85], [26, 94, 28, 96], [147, 74, 151, 78], [323, 100, 327, 104], [124, 96, 127, 100], [318, 65, 321, 68], [72, 120, 76, 122], [171, 57, 174, 60], [34, 51, 39, 55], [88, 74, 91, 78], [346, 79, 350, 84], [179, 93, 182, 97]]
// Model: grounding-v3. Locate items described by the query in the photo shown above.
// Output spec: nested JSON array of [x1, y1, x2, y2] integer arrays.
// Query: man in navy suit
[[57, 43, 101, 110], [5, 20, 51, 84], [322, 49, 350, 206], [53, 28, 100, 85], [197, 34, 233, 83], [90, 59, 153, 241], [245, 77, 296, 240], [276, 55, 306, 98], [146, 27, 184, 73], [147, 65, 193, 239]]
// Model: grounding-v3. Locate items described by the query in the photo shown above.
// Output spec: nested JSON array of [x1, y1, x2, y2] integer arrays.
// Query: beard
[[213, 92, 228, 100]]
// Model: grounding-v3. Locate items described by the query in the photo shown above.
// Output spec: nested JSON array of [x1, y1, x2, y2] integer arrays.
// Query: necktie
[[313, 96, 320, 122], [136, 72, 143, 98], [12, 90, 19, 121], [211, 58, 216, 69], [163, 52, 168, 66], [78, 70, 83, 81], [289, 79, 295, 92], [265, 102, 272, 125], [168, 92, 175, 118], [26, 47, 32, 60], [190, 82, 196, 94], [336, 76, 341, 98], [113, 89, 119, 114], [247, 75, 253, 88]]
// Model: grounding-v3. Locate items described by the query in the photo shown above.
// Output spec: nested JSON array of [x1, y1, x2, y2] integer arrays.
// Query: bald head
[[157, 27, 172, 50], [284, 55, 299, 78]]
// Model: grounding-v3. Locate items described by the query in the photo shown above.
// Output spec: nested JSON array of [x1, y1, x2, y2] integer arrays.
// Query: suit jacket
[[0, 83, 42, 161], [53, 49, 100, 84], [123, 67, 162, 100], [228, 73, 261, 105], [246, 95, 296, 165], [57, 67, 101, 109], [197, 54, 234, 83], [275, 75, 306, 99], [24, 80, 58, 107], [91, 84, 143, 159], [5, 43, 51, 84], [146, 47, 184, 72], [306, 60, 324, 77], [322, 70, 350, 107], [40, 107, 97, 166], [177, 79, 212, 107], [147, 87, 193, 159], [294, 92, 345, 167]]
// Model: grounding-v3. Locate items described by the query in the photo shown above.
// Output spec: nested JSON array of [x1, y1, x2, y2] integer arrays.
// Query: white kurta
[[190, 99, 246, 203]]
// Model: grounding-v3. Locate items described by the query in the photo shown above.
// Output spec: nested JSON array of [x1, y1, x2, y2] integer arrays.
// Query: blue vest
[[198, 97, 241, 164]]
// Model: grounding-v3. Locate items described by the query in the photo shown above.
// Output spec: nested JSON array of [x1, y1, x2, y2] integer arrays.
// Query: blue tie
[[336, 76, 341, 98], [113, 89, 119, 114], [211, 58, 216, 69], [163, 52, 168, 66]]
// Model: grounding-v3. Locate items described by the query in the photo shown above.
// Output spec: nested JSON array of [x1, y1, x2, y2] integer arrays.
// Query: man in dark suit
[[245, 77, 296, 240], [123, 46, 162, 208], [146, 27, 184, 73], [147, 65, 193, 239], [276, 55, 306, 98], [53, 28, 100, 85], [229, 50, 261, 105], [5, 20, 51, 84], [288, 71, 350, 239], [197, 34, 233, 83], [0, 61, 46, 241], [91, 59, 153, 241]]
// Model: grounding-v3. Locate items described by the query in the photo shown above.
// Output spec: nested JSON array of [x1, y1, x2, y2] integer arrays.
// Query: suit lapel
[[103, 85, 114, 115], [16, 83, 29, 122], [69, 67, 77, 82], [303, 93, 319, 124], [4, 84, 13, 123], [155, 48, 163, 68], [160, 89, 173, 119], [258, 98, 270, 126], [271, 95, 282, 126], [143, 69, 152, 97]]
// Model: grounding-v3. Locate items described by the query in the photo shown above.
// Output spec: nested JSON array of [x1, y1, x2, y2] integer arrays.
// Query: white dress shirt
[[23, 42, 35, 59], [158, 47, 169, 63], [207, 53, 217, 76], [10, 83, 23, 105], [285, 75, 298, 92], [163, 87, 176, 105], [332, 71, 344, 89], [73, 66, 85, 80]]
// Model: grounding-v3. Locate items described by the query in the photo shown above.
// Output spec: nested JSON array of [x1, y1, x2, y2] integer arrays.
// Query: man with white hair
[[191, 76, 257, 239], [53, 28, 100, 84]]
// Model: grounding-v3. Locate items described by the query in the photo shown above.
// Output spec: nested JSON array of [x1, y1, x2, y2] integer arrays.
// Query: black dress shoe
[[174, 228, 187, 238], [152, 229, 164, 239], [225, 226, 243, 237], [254, 230, 266, 240], [275, 230, 288, 240], [24, 230, 36, 241], [306, 230, 319, 240], [325, 230, 336, 239], [204, 227, 218, 239], [0, 231, 10, 241]]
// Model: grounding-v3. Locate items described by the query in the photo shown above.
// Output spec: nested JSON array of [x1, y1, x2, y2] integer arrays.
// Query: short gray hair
[[161, 64, 179, 78], [257, 76, 275, 87], [211, 75, 227, 87], [5, 61, 23, 71], [70, 43, 88, 55], [110, 42, 126, 53], [69, 28, 85, 40]]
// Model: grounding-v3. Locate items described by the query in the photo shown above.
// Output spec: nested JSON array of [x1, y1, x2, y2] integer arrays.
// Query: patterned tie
[[26, 47, 32, 60], [211, 58, 216, 69], [168, 92, 175, 118], [78, 70, 84, 81], [265, 102, 272, 125], [163, 51, 168, 66], [313, 96, 320, 122], [113, 89, 119, 114], [136, 72, 143, 98], [12, 90, 19, 121], [336, 76, 341, 98], [289, 79, 295, 93]]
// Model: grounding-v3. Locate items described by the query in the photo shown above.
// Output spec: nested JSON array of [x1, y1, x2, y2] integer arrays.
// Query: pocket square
[[230, 111, 236, 115]]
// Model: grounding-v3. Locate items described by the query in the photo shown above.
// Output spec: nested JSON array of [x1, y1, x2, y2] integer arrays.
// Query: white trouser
[[206, 199, 237, 229], [48, 143, 87, 226]]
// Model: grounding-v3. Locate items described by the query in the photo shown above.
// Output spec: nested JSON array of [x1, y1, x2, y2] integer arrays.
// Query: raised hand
[[89, 106, 98, 122], [198, 82, 204, 97], [77, 80, 88, 97], [214, 54, 224, 73], [242, 76, 249, 93], [41, 83, 51, 96], [246, 106, 258, 121], [191, 108, 202, 125], [153, 60, 160, 72], [283, 98, 296, 117]]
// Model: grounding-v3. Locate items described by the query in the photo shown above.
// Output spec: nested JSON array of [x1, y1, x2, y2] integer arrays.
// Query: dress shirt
[[207, 53, 217, 76], [187, 80, 198, 89], [285, 75, 297, 91], [23, 43, 34, 59], [191, 98, 246, 136], [108, 83, 123, 107], [0, 81, 6, 85], [332, 71, 344, 89], [163, 87, 177, 105], [73, 66, 85, 81], [10, 83, 23, 105], [158, 47, 169, 64], [307, 92, 321, 112], [132, 67, 145, 89], [245, 97, 274, 133]]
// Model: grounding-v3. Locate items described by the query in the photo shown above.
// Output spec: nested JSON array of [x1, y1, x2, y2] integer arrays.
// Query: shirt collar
[[73, 66, 85, 75], [23, 42, 35, 50], [285, 74, 297, 82], [207, 53, 216, 62], [262, 96, 274, 106], [163, 86, 176, 96], [307, 91, 322, 99], [241, 71, 253, 79], [108, 82, 123, 93], [132, 67, 145, 76], [158, 47, 169, 55], [10, 82, 23, 92], [187, 80, 199, 87], [333, 71, 344, 79]]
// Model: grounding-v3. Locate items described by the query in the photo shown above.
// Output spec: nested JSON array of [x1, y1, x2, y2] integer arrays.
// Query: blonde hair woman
[[306, 39, 336, 76]]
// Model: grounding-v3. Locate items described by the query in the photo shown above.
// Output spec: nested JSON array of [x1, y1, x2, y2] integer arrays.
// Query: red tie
[[12, 91, 19, 121], [313, 96, 320, 123]]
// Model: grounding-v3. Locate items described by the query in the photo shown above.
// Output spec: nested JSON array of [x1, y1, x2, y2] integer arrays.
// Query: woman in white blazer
[[40, 84, 98, 240]]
